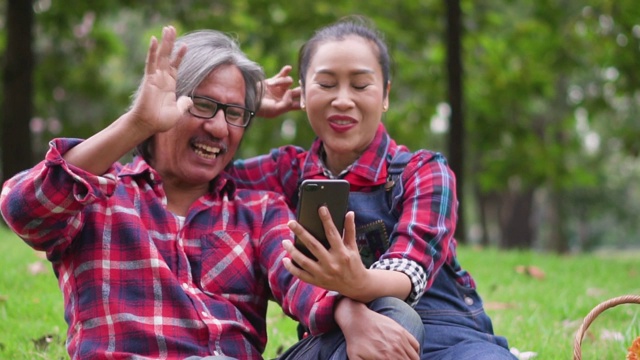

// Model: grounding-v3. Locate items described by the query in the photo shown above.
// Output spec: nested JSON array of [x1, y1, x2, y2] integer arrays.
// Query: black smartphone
[[294, 179, 350, 261]]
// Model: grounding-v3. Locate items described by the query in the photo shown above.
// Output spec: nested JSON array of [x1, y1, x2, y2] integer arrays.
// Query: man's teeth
[[194, 144, 221, 159]]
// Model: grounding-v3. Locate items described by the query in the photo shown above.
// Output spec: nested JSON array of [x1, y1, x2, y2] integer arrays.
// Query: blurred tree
[[445, 0, 466, 242], [2, 0, 34, 185], [2, 0, 639, 251], [465, 0, 640, 251]]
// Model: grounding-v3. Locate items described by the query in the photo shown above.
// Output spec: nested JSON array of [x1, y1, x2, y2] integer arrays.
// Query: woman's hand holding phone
[[293, 179, 349, 258], [282, 207, 371, 300]]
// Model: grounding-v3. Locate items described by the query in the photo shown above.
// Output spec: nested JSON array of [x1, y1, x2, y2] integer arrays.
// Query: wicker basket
[[573, 294, 640, 360]]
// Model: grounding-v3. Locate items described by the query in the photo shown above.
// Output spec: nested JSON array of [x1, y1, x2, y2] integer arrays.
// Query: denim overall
[[349, 152, 515, 360]]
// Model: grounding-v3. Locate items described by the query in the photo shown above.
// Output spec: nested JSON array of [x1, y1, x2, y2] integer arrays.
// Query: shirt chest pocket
[[199, 230, 258, 296]]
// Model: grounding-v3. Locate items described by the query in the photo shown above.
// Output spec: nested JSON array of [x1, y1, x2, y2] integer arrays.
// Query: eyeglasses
[[189, 95, 255, 128]]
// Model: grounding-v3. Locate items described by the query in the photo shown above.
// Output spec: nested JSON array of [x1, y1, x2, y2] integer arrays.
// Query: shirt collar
[[120, 156, 236, 198], [302, 123, 393, 185]]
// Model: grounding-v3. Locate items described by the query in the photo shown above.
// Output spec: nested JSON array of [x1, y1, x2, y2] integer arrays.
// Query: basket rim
[[573, 294, 640, 360]]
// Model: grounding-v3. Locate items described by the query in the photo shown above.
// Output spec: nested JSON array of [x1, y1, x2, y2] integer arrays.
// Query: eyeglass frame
[[188, 93, 255, 128]]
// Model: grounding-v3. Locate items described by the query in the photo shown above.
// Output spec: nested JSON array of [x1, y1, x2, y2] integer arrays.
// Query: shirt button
[[182, 283, 189, 290], [201, 311, 209, 318], [464, 296, 474, 306]]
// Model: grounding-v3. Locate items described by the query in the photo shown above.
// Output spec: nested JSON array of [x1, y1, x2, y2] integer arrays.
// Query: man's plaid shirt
[[0, 138, 339, 360]]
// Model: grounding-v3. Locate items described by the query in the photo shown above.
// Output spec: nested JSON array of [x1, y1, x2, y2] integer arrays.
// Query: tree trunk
[[477, 191, 491, 247], [445, 0, 466, 243], [476, 189, 502, 247], [499, 189, 535, 249], [2, 0, 34, 185], [547, 188, 570, 253]]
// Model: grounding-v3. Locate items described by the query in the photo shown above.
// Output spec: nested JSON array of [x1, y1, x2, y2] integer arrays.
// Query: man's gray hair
[[134, 29, 265, 162]]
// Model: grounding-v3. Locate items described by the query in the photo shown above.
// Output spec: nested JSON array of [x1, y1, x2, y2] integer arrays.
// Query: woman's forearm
[[345, 269, 412, 303]]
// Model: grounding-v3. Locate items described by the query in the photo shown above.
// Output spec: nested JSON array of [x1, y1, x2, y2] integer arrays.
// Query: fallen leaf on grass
[[586, 287, 606, 297], [562, 319, 583, 329], [514, 265, 545, 280], [27, 261, 49, 275], [32, 334, 59, 351], [510, 347, 538, 359], [600, 329, 624, 342], [484, 302, 516, 310]]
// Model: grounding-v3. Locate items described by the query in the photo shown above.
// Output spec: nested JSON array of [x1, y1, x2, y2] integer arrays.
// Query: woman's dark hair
[[297, 15, 392, 98]]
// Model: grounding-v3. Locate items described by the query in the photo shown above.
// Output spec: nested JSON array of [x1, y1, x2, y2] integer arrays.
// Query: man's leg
[[278, 297, 424, 359]]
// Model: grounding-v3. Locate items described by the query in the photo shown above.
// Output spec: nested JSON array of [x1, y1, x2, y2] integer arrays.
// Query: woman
[[230, 16, 516, 359]]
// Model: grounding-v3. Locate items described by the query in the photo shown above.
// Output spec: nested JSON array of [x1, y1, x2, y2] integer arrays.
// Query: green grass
[[1, 226, 638, 359], [0, 226, 67, 360]]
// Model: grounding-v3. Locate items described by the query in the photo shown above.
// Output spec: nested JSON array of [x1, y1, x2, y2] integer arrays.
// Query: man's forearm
[[63, 112, 154, 175], [334, 297, 367, 330]]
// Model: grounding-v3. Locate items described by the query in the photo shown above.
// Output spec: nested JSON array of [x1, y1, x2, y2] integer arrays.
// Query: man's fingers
[[176, 96, 193, 114], [404, 331, 421, 360], [146, 26, 179, 77], [156, 26, 176, 71], [171, 44, 188, 72], [145, 36, 158, 75]]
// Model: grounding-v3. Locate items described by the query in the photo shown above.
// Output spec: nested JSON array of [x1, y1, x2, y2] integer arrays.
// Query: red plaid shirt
[[0, 138, 339, 360], [230, 124, 476, 304]]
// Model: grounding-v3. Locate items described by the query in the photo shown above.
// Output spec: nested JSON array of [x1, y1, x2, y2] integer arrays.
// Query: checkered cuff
[[370, 258, 427, 307]]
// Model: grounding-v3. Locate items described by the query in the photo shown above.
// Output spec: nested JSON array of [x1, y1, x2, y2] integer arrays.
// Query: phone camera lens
[[304, 184, 319, 192]]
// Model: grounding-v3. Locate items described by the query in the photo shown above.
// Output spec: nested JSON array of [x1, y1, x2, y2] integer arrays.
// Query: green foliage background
[[2, 0, 640, 250]]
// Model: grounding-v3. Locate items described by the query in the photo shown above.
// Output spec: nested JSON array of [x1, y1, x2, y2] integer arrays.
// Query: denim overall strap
[[386, 151, 413, 219], [347, 151, 413, 268]]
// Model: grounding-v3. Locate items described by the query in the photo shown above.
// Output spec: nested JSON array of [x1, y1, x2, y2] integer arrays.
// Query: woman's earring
[[383, 105, 388, 111]]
